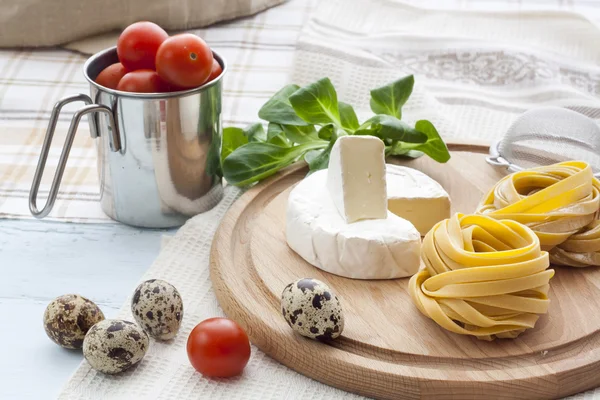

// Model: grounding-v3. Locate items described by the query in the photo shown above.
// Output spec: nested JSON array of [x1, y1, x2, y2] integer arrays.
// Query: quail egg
[[281, 278, 344, 340], [83, 319, 149, 374], [131, 279, 183, 340], [43, 294, 105, 349]]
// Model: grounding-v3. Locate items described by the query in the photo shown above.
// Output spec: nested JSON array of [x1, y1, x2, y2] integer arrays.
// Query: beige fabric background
[[0, 0, 284, 49]]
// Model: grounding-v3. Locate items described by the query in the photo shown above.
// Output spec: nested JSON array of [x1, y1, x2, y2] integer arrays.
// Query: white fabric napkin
[[59, 186, 366, 399], [292, 0, 600, 142]]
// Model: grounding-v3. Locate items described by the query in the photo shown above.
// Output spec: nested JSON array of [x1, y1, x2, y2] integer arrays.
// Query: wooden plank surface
[[0, 220, 166, 399]]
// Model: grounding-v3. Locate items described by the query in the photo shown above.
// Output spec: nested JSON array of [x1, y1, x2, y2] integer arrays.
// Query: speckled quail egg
[[83, 319, 149, 374], [281, 278, 344, 340], [43, 294, 105, 349], [131, 279, 183, 340]]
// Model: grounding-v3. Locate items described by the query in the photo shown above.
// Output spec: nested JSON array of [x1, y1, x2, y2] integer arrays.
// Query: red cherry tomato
[[117, 21, 168, 70], [207, 59, 223, 82], [95, 63, 128, 89], [186, 317, 251, 378], [116, 70, 169, 93], [155, 34, 213, 89]]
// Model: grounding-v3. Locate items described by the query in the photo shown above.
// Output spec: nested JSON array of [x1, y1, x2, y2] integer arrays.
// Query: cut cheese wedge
[[386, 165, 451, 235], [287, 169, 421, 280], [327, 135, 387, 223]]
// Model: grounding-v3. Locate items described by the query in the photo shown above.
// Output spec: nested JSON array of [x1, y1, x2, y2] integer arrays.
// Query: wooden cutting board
[[210, 141, 600, 400]]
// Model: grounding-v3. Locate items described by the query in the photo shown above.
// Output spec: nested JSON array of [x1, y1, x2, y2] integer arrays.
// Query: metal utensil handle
[[486, 140, 600, 177], [29, 94, 120, 218], [486, 140, 523, 173]]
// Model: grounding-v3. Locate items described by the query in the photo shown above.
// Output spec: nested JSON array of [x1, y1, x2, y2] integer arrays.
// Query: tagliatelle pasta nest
[[550, 220, 600, 267], [409, 214, 554, 341], [477, 161, 600, 266]]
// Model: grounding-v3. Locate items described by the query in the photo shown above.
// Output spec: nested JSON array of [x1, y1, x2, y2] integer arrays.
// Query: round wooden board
[[210, 141, 600, 400]]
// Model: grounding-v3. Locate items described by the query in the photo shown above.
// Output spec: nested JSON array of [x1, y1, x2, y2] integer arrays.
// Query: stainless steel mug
[[29, 47, 226, 228]]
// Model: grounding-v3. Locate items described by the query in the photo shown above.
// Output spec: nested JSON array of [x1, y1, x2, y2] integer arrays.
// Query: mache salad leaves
[[220, 75, 450, 186]]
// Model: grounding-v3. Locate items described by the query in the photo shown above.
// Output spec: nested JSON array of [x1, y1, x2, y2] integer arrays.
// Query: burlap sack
[[1, 0, 284, 52]]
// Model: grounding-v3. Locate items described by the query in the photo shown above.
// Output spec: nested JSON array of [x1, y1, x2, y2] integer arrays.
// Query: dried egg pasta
[[551, 220, 600, 267], [409, 214, 553, 341], [478, 161, 600, 266]]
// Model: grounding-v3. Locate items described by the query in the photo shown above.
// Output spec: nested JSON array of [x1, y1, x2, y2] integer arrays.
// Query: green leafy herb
[[370, 75, 414, 119], [266, 123, 291, 147], [267, 123, 285, 141], [305, 125, 337, 173], [338, 101, 359, 132], [359, 115, 427, 143], [317, 124, 335, 141], [304, 147, 331, 173], [258, 85, 308, 126], [221, 127, 248, 161], [399, 120, 451, 163], [222, 75, 450, 186], [289, 78, 341, 126], [223, 141, 326, 186], [268, 135, 291, 148], [281, 124, 320, 144], [244, 122, 267, 142], [386, 141, 423, 158], [221, 122, 269, 162]]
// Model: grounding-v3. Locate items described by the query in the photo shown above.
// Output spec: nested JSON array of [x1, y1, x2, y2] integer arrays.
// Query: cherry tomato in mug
[[117, 21, 168, 70], [207, 59, 223, 82], [186, 317, 251, 378], [95, 63, 128, 89], [116, 70, 169, 93], [155, 34, 213, 89]]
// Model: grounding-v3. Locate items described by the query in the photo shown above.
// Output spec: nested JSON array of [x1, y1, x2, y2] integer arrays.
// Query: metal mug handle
[[29, 94, 121, 219]]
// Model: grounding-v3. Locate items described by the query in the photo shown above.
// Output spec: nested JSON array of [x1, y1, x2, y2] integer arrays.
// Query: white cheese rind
[[386, 164, 451, 235], [286, 169, 421, 280], [327, 136, 387, 223]]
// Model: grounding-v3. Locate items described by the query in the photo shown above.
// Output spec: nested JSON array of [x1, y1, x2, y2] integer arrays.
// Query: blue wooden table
[[0, 220, 168, 399]]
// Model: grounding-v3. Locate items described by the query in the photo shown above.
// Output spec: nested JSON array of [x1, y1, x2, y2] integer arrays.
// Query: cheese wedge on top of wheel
[[286, 168, 421, 279], [327, 136, 387, 223], [286, 136, 418, 279], [386, 165, 451, 235]]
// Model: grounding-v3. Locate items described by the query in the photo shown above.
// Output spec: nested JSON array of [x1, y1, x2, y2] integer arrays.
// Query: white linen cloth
[[59, 0, 600, 399]]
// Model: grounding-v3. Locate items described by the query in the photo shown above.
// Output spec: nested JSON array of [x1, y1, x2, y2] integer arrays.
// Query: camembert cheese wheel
[[409, 213, 554, 340], [286, 169, 421, 280], [477, 161, 600, 266]]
